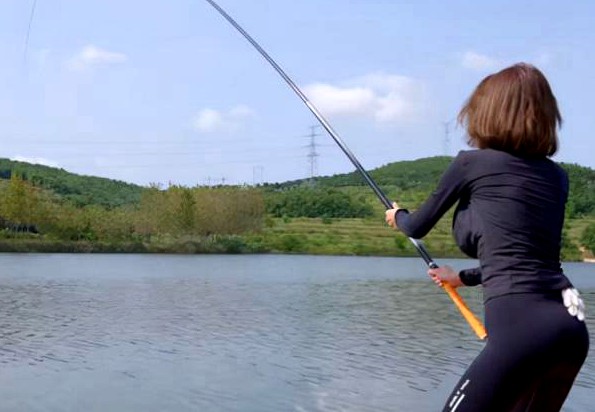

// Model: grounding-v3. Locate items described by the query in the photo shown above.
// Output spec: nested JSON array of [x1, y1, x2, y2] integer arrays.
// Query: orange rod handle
[[442, 283, 487, 340]]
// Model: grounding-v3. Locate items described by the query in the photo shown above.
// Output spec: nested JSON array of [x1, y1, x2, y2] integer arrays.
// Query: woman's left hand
[[428, 265, 463, 288], [385, 202, 400, 229]]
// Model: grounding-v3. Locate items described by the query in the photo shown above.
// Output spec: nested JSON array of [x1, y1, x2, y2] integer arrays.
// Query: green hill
[[2, 155, 594, 218], [0, 155, 593, 257], [266, 156, 595, 218], [0, 158, 144, 207], [266, 156, 452, 191]]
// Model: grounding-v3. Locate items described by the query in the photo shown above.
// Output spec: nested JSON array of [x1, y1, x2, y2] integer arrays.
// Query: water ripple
[[0, 254, 592, 411]]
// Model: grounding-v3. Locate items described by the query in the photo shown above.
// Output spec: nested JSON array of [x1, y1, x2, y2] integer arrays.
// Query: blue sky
[[1, 0, 593, 186]]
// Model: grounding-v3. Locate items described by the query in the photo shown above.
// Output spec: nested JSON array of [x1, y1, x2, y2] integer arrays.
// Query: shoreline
[[0, 242, 590, 263]]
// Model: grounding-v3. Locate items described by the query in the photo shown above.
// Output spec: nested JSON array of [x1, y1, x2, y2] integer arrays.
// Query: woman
[[385, 63, 589, 412]]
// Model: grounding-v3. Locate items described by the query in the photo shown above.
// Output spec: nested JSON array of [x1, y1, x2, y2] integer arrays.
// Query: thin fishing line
[[23, 0, 38, 66]]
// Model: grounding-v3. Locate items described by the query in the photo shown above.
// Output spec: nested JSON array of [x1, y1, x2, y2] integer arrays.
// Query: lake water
[[0, 254, 593, 411]]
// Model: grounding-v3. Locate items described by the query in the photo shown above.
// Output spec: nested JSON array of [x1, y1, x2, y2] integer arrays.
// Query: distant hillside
[[266, 156, 595, 217], [326, 156, 453, 191], [561, 162, 595, 217], [1, 156, 593, 217], [268, 156, 452, 191], [0, 159, 144, 207]]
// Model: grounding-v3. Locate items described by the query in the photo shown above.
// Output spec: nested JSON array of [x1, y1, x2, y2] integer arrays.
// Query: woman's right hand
[[427, 265, 464, 288]]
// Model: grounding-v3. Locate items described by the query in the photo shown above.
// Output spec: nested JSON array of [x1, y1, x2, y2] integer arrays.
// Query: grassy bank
[[245, 216, 464, 257], [250, 216, 592, 261], [1, 216, 592, 261], [253, 218, 595, 261]]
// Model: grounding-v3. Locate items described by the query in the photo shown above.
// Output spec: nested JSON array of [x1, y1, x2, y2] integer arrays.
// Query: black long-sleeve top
[[396, 149, 572, 302]]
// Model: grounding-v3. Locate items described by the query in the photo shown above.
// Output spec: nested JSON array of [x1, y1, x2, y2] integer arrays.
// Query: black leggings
[[442, 292, 589, 412]]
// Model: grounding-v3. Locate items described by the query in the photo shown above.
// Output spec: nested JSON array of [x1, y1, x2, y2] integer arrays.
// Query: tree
[[176, 187, 197, 234], [0, 174, 46, 227], [581, 223, 595, 255], [266, 187, 373, 218]]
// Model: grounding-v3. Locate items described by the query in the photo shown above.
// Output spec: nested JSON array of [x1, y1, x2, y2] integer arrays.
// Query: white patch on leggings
[[562, 288, 586, 321], [449, 379, 470, 411]]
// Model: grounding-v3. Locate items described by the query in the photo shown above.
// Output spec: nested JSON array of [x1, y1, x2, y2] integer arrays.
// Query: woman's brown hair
[[458, 63, 562, 157]]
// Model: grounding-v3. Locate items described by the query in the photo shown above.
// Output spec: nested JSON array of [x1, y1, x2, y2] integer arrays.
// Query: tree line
[[0, 175, 264, 248], [0, 156, 593, 256]]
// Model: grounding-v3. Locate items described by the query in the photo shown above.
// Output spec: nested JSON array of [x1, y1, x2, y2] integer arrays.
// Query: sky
[[0, 0, 594, 187]]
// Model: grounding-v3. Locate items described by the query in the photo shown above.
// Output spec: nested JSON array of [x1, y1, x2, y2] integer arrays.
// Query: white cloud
[[303, 73, 425, 124], [193, 109, 224, 132], [303, 84, 376, 115], [67, 45, 127, 71], [192, 105, 255, 133], [11, 156, 60, 168], [461, 51, 499, 71]]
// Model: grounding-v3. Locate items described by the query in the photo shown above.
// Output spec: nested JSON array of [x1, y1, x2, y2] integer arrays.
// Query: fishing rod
[[204, 0, 486, 340]]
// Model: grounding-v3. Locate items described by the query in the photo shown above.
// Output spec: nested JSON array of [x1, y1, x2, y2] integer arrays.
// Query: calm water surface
[[0, 254, 593, 411]]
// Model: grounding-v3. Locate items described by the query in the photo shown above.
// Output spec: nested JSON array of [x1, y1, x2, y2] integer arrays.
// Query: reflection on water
[[0, 254, 592, 411]]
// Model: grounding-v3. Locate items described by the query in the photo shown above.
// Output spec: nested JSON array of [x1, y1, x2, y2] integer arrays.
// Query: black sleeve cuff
[[459, 267, 482, 286], [395, 209, 411, 234]]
